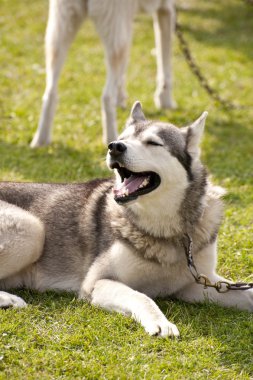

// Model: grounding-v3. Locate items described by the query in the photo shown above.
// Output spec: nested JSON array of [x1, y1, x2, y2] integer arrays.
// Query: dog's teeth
[[139, 177, 150, 189], [122, 189, 129, 197]]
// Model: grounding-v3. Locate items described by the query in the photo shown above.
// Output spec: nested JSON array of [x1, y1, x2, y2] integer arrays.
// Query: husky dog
[[31, 0, 176, 148], [1, 102, 252, 337]]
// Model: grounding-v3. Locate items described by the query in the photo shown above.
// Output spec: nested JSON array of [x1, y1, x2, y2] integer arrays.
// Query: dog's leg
[[116, 62, 128, 110], [88, 279, 179, 337], [153, 3, 177, 109], [175, 274, 253, 312], [90, 1, 134, 144], [0, 201, 45, 307], [31, 0, 87, 148], [100, 41, 132, 144], [175, 242, 253, 312]]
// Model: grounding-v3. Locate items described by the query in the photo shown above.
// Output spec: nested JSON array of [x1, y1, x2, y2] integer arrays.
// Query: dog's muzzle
[[107, 141, 161, 204]]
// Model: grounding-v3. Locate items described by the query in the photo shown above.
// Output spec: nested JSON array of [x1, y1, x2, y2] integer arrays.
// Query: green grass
[[0, 0, 253, 378]]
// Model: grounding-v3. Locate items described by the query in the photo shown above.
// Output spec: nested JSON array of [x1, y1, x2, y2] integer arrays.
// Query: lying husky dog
[[31, 0, 176, 147], [1, 102, 252, 337]]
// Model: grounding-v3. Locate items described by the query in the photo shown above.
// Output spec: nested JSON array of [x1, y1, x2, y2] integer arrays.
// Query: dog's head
[[107, 101, 208, 206]]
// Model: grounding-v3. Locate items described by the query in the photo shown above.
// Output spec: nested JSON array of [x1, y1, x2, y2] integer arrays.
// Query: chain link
[[175, 10, 252, 110], [183, 234, 253, 293]]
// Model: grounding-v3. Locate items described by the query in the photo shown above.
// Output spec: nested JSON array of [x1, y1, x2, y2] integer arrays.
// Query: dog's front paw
[[0, 291, 27, 309], [143, 316, 180, 338]]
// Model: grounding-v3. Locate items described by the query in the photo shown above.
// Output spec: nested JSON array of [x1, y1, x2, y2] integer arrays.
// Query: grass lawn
[[0, 0, 253, 378]]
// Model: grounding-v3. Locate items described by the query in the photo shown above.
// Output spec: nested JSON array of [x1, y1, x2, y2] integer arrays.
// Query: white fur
[[91, 278, 179, 337], [0, 291, 27, 308], [31, 0, 176, 147]]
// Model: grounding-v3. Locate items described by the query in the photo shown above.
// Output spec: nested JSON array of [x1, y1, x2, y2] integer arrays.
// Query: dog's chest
[[111, 212, 185, 266], [110, 241, 188, 297]]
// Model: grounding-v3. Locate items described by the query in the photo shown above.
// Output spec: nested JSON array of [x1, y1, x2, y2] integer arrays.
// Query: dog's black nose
[[108, 141, 127, 156]]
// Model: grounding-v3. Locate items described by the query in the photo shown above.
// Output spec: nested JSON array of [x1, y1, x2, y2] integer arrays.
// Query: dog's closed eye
[[146, 140, 163, 147]]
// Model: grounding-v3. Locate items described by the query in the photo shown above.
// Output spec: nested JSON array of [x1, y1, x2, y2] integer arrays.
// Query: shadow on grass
[[14, 289, 77, 309], [0, 139, 109, 182], [202, 115, 253, 186], [177, 1, 253, 59]]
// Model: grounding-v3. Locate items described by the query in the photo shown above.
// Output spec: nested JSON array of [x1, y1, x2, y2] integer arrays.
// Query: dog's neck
[[126, 184, 187, 238]]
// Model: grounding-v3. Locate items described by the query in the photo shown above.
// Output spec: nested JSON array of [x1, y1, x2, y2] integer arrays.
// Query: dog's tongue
[[113, 174, 150, 198]]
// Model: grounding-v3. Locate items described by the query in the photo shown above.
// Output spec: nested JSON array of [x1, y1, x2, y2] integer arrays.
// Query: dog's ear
[[184, 111, 208, 159], [127, 101, 146, 125]]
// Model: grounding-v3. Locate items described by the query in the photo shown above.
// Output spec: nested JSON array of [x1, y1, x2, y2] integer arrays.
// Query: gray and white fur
[[1, 102, 252, 337]]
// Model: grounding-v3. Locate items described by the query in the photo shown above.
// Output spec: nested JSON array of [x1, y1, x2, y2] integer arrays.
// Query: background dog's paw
[[30, 132, 51, 148], [0, 291, 27, 309], [154, 90, 177, 110], [144, 318, 180, 338]]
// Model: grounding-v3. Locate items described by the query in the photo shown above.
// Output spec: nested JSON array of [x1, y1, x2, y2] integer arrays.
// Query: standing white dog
[[31, 0, 176, 147]]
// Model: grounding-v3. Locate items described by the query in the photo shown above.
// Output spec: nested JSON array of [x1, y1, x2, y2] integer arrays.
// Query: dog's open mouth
[[112, 163, 161, 204]]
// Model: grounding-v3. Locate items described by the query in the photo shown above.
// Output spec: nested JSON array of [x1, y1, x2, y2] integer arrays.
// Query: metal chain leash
[[183, 234, 253, 293], [175, 5, 252, 110]]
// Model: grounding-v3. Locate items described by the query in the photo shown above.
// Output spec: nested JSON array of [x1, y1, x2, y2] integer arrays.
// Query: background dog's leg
[[153, 3, 177, 109], [0, 201, 45, 307], [175, 275, 253, 312], [88, 279, 180, 337], [90, 1, 134, 144], [31, 0, 87, 148], [116, 55, 128, 110], [101, 43, 132, 144]]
